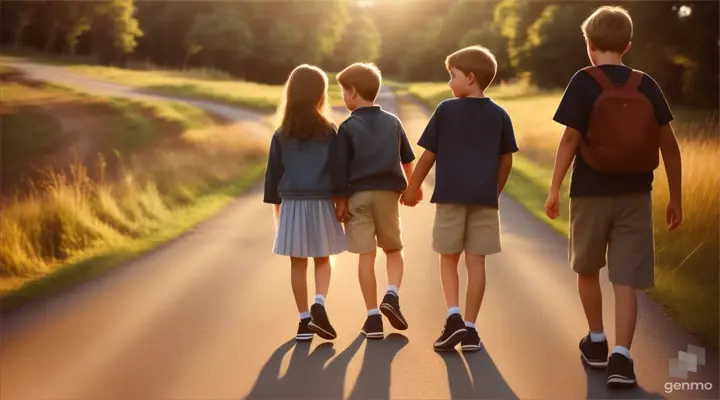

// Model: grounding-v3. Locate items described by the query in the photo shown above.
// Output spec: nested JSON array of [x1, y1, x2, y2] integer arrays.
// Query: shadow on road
[[583, 363, 665, 399], [347, 333, 409, 399], [245, 333, 407, 399], [439, 349, 519, 399]]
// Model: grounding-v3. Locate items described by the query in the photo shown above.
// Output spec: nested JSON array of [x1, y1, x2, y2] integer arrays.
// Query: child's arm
[[263, 134, 284, 206], [498, 111, 519, 197], [333, 125, 353, 221], [545, 127, 582, 219], [497, 153, 513, 195], [659, 123, 682, 230]]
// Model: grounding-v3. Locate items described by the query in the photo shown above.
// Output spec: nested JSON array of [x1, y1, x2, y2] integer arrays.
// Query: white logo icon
[[669, 344, 706, 379]]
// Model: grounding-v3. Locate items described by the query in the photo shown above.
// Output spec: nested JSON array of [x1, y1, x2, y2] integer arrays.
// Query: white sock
[[314, 294, 325, 306], [465, 321, 476, 329], [386, 285, 399, 296], [447, 306, 461, 317], [299, 311, 311, 320], [613, 345, 631, 359], [590, 331, 606, 342], [368, 308, 380, 316]]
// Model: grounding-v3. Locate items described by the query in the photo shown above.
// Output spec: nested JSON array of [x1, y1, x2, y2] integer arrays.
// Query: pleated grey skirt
[[273, 199, 347, 258]]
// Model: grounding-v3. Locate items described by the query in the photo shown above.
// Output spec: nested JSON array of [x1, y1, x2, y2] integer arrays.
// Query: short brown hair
[[445, 45, 497, 91], [336, 63, 382, 102], [581, 6, 633, 53]]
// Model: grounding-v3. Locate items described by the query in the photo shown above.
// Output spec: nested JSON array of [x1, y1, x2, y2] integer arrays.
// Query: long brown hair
[[276, 64, 335, 140]]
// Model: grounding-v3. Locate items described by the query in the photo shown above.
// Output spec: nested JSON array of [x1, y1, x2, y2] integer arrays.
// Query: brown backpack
[[580, 66, 660, 173]]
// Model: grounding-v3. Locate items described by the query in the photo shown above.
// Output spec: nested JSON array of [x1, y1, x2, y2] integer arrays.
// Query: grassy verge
[[0, 163, 264, 314], [406, 83, 720, 346], [1, 74, 268, 305]]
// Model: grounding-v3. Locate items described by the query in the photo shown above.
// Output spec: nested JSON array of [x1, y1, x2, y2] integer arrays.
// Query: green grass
[[0, 163, 265, 314], [1, 106, 61, 168], [406, 82, 720, 346]]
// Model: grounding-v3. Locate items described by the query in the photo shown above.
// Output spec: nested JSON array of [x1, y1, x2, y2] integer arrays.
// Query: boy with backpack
[[544, 6, 683, 389]]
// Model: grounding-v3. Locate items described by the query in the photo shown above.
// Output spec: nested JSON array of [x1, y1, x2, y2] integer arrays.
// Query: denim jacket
[[263, 129, 341, 204]]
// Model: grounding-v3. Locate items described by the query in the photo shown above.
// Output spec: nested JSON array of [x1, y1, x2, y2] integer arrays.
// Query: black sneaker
[[296, 317, 313, 341], [308, 303, 337, 340], [433, 314, 468, 351], [461, 326, 483, 352], [579, 333, 609, 368], [607, 353, 637, 389], [361, 314, 384, 339], [380, 293, 408, 330]]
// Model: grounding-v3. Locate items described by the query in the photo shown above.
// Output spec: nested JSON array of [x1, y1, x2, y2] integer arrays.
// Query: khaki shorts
[[569, 193, 655, 288], [345, 190, 403, 254], [433, 203, 501, 255]]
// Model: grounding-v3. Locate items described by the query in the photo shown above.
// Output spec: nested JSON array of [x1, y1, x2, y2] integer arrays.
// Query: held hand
[[401, 190, 418, 207], [417, 186, 424, 202], [544, 191, 560, 220], [665, 199, 682, 231]]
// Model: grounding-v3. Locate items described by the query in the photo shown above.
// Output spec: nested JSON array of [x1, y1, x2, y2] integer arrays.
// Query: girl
[[263, 64, 347, 342]]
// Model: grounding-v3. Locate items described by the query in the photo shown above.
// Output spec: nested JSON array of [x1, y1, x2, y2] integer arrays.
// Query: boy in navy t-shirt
[[544, 6, 683, 389], [403, 45, 519, 352]]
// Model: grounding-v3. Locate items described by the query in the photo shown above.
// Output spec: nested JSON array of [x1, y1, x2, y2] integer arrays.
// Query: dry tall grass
[[1, 98, 265, 292]]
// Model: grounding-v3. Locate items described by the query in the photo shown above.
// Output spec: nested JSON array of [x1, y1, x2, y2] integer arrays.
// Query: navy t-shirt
[[553, 65, 674, 197], [418, 97, 519, 207]]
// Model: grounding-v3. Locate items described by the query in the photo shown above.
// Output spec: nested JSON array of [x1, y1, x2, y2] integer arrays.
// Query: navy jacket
[[335, 106, 415, 196], [263, 129, 341, 204]]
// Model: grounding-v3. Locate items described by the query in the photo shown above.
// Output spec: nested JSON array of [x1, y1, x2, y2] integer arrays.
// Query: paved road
[[1, 60, 718, 400]]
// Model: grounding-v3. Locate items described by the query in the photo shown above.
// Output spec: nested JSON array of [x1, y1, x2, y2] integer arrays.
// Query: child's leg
[[462, 253, 486, 324], [344, 191, 379, 311], [358, 249, 378, 310], [462, 206, 501, 327], [440, 253, 462, 312], [313, 256, 331, 304], [290, 257, 309, 315], [607, 193, 654, 357], [613, 284, 638, 350], [578, 272, 604, 333], [372, 190, 407, 330], [375, 191, 404, 296], [307, 255, 338, 340], [383, 249, 403, 293], [570, 197, 612, 366]]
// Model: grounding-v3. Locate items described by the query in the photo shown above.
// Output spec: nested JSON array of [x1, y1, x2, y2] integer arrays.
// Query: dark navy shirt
[[417, 97, 519, 207], [336, 106, 415, 196], [263, 128, 340, 204], [553, 65, 674, 197]]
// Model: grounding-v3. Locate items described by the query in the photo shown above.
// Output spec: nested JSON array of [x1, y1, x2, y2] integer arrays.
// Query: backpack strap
[[583, 66, 613, 90], [625, 69, 644, 90]]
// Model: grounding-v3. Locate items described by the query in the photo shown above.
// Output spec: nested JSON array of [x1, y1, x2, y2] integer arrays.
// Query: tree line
[[2, 0, 717, 108]]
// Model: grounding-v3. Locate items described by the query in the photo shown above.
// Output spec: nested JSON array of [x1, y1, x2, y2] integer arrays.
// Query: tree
[[96, 0, 143, 54], [331, 10, 381, 69], [184, 6, 254, 71]]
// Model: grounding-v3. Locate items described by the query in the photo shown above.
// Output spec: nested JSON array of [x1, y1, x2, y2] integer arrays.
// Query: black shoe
[[380, 293, 408, 330], [361, 314, 384, 339], [607, 353, 637, 389], [579, 333, 609, 368], [296, 317, 313, 341], [308, 303, 337, 340], [433, 314, 468, 351], [461, 326, 483, 352]]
